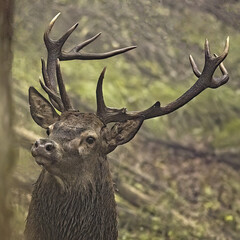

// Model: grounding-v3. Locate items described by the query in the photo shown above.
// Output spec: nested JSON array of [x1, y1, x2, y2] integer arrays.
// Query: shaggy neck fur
[[24, 158, 118, 240]]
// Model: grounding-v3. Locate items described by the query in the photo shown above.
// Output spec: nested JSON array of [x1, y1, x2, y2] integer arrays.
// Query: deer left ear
[[103, 118, 143, 154], [29, 87, 60, 129]]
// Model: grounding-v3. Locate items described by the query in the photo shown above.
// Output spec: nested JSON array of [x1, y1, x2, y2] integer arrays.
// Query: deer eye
[[86, 136, 95, 145], [46, 128, 50, 136]]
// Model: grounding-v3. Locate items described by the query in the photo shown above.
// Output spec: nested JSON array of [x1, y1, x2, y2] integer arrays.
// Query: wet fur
[[24, 157, 118, 240]]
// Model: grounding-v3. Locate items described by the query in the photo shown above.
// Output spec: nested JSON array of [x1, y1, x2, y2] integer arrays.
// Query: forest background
[[1, 0, 240, 239]]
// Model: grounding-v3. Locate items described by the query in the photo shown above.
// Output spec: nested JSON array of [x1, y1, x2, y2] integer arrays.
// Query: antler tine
[[96, 67, 107, 116], [44, 12, 78, 49], [41, 58, 64, 111], [210, 53, 229, 87], [43, 12, 61, 92], [56, 59, 73, 111], [96, 67, 127, 123], [60, 46, 137, 61], [40, 58, 73, 112], [96, 37, 230, 123], [204, 38, 211, 58], [213, 53, 228, 75], [41, 58, 51, 88], [214, 36, 229, 65], [219, 62, 228, 76], [189, 55, 201, 77], [44, 13, 79, 92], [72, 32, 102, 53], [58, 23, 79, 48], [39, 78, 64, 111], [43, 12, 61, 47]]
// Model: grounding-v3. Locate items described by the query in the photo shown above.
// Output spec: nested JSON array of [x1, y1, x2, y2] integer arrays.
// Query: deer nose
[[32, 139, 55, 157]]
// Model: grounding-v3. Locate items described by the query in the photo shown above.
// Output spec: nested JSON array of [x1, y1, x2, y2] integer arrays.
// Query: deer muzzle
[[31, 139, 58, 166]]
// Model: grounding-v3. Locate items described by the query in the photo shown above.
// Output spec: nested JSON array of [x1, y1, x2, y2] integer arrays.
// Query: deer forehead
[[59, 112, 104, 128], [50, 112, 104, 140]]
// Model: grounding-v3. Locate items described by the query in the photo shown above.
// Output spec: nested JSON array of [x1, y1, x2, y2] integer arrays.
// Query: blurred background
[[1, 0, 240, 239]]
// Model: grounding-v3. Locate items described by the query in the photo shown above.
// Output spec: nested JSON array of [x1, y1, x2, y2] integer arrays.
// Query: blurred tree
[[0, 0, 15, 239]]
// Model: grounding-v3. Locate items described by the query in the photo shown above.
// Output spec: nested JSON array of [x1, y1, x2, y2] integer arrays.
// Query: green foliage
[[213, 118, 240, 148], [11, 0, 240, 239]]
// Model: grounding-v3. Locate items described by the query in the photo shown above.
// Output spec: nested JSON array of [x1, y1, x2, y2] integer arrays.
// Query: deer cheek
[[77, 145, 92, 156], [64, 139, 81, 152], [77, 146, 85, 155]]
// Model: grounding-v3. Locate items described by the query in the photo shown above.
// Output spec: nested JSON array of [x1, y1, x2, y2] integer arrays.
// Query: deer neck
[[25, 157, 118, 240]]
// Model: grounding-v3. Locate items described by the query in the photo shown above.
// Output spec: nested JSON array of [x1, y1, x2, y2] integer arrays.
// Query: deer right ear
[[102, 118, 143, 154], [29, 87, 60, 129]]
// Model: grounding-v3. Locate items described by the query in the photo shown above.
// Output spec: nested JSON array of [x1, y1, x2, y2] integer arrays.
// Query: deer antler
[[40, 13, 136, 112], [96, 37, 229, 124], [39, 14, 229, 122]]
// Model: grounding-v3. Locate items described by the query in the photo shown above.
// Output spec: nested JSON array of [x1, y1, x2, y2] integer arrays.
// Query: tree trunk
[[0, 0, 15, 239]]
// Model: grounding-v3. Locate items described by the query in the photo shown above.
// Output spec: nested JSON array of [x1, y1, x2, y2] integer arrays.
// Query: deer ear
[[103, 118, 143, 154], [29, 87, 60, 129]]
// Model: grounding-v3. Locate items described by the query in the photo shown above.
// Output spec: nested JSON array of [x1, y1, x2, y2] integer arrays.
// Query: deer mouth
[[35, 158, 44, 166], [34, 156, 54, 167]]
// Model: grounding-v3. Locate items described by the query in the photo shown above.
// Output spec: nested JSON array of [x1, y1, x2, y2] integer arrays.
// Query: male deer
[[25, 13, 229, 240]]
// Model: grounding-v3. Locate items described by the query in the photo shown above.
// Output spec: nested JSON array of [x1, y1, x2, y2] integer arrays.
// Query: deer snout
[[31, 139, 56, 158]]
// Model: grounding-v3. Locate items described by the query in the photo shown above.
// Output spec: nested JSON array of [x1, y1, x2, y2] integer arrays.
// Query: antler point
[[74, 23, 79, 29], [101, 67, 107, 77], [50, 12, 61, 26], [129, 45, 137, 50], [224, 36, 230, 53]]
